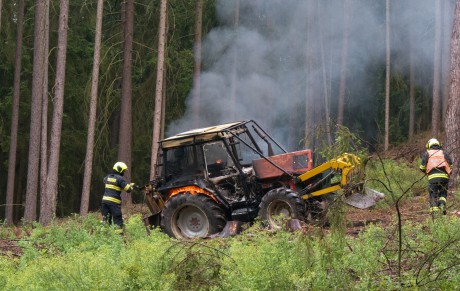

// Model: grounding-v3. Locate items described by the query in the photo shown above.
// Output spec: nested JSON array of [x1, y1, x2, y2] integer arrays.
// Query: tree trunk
[[442, 0, 453, 120], [161, 62, 166, 140], [24, 0, 47, 222], [384, 0, 390, 151], [161, 12, 169, 141], [150, 0, 167, 180], [337, 0, 350, 126], [39, 0, 50, 224], [81, 0, 104, 216], [230, 0, 239, 121], [41, 0, 69, 225], [409, 9, 416, 141], [409, 44, 415, 141], [118, 0, 134, 205], [14, 149, 27, 223], [432, 0, 442, 137], [446, 0, 460, 188], [192, 0, 203, 128], [304, 0, 316, 150], [5, 0, 25, 225], [0, 0, 3, 34], [319, 6, 332, 146]]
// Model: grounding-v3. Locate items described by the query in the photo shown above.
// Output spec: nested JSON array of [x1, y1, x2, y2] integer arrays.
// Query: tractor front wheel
[[259, 188, 306, 229], [161, 193, 226, 239]]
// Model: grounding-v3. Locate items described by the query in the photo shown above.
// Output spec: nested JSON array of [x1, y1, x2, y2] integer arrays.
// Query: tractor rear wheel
[[161, 193, 226, 239], [259, 188, 306, 229]]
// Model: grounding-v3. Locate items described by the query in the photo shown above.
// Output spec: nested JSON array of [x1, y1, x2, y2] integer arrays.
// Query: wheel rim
[[173, 205, 209, 238], [267, 200, 292, 229]]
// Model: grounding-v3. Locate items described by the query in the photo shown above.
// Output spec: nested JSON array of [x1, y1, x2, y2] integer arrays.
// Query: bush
[[0, 257, 15, 288], [2, 211, 460, 290], [365, 158, 426, 206]]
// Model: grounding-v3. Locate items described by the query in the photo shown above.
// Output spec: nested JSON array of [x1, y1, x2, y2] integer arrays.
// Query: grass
[[2, 154, 460, 290], [365, 158, 426, 207], [1, 211, 460, 290]]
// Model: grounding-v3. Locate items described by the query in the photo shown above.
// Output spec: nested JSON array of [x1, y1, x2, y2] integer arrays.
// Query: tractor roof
[[161, 121, 248, 149]]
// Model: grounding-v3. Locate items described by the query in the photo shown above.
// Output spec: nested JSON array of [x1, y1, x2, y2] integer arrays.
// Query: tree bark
[[319, 5, 332, 146], [446, 0, 460, 188], [192, 0, 203, 128], [409, 45, 415, 141], [337, 0, 350, 126], [24, 0, 47, 222], [81, 0, 104, 216], [442, 0, 453, 120], [230, 0, 239, 122], [150, 0, 167, 180], [409, 7, 416, 141], [14, 150, 27, 223], [118, 0, 134, 205], [39, 0, 50, 224], [432, 0, 442, 137], [384, 0, 390, 151], [41, 0, 69, 225], [0, 0, 3, 34], [304, 0, 316, 150], [161, 12, 169, 141], [5, 0, 25, 225]]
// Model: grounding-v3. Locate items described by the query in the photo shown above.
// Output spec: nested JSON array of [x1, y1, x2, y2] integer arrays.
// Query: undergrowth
[[1, 212, 460, 290], [2, 129, 459, 290], [365, 158, 426, 207]]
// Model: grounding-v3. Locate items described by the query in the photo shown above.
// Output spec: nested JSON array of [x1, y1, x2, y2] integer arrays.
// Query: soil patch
[[0, 238, 23, 258]]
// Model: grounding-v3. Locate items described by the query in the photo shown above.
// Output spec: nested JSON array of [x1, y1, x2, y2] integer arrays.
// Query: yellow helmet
[[113, 161, 128, 174], [426, 138, 441, 149]]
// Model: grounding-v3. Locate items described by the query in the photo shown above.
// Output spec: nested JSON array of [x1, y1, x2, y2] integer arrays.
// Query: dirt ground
[[0, 238, 23, 258], [345, 195, 426, 236]]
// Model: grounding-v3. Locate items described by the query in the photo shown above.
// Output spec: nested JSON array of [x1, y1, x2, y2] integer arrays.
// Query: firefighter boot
[[430, 206, 440, 218], [439, 197, 447, 215], [439, 204, 447, 215]]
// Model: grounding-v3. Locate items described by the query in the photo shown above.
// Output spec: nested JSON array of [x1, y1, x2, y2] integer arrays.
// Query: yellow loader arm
[[294, 153, 383, 208], [295, 153, 362, 199]]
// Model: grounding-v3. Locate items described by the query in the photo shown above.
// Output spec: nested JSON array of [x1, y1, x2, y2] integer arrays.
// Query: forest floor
[[344, 194, 460, 236], [3, 133, 460, 257], [345, 132, 460, 236], [2, 193, 460, 258], [345, 132, 460, 235]]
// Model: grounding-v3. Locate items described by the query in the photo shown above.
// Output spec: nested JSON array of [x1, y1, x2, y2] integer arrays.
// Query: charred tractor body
[[142, 120, 378, 239]]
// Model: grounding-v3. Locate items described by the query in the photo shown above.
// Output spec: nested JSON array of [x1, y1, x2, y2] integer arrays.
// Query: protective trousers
[[101, 201, 124, 230], [428, 179, 448, 214]]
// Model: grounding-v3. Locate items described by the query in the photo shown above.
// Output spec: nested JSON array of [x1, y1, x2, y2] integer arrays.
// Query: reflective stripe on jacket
[[102, 174, 132, 204]]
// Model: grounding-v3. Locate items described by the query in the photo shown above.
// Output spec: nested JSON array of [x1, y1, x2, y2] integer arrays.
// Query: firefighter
[[101, 161, 135, 234], [419, 138, 453, 215]]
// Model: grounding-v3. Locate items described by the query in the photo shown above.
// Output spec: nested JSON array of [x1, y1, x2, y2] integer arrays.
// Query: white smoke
[[168, 0, 453, 150]]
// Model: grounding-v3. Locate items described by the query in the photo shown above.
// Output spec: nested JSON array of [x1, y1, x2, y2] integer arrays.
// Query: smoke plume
[[168, 0, 453, 150]]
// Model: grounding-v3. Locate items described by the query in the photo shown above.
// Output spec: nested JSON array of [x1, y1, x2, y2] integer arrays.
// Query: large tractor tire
[[306, 193, 335, 226], [258, 188, 306, 229], [161, 193, 227, 239]]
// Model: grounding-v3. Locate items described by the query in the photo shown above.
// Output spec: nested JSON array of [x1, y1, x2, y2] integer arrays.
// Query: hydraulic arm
[[294, 153, 363, 200]]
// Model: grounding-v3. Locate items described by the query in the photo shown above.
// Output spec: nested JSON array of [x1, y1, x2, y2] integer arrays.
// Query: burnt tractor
[[141, 120, 381, 239]]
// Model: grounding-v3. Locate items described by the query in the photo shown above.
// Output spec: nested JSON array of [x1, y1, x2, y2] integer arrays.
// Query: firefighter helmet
[[426, 138, 441, 150], [113, 161, 128, 174]]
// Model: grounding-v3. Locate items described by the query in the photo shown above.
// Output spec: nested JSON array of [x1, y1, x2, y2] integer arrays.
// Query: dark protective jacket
[[102, 173, 133, 204], [420, 146, 453, 181]]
